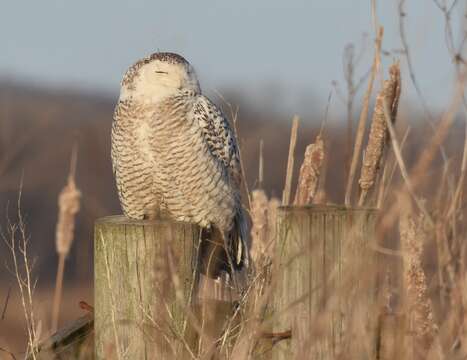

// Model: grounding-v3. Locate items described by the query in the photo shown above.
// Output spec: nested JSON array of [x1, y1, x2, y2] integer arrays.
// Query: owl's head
[[120, 52, 200, 102]]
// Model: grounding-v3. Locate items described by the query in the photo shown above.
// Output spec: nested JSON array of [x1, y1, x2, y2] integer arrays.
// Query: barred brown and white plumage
[[111, 52, 248, 276]]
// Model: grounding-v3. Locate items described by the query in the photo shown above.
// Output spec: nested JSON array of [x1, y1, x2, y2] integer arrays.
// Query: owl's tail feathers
[[230, 207, 250, 271], [198, 209, 250, 279]]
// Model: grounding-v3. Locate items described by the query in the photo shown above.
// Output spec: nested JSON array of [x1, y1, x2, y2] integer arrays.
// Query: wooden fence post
[[272, 205, 378, 359], [94, 215, 234, 359]]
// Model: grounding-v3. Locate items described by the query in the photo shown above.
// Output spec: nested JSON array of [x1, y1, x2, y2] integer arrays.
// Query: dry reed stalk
[[399, 201, 438, 359], [293, 135, 325, 205], [377, 126, 411, 208], [282, 116, 299, 205], [258, 139, 264, 188], [447, 109, 467, 217], [358, 63, 401, 206], [51, 146, 81, 333], [410, 73, 465, 188], [344, 26, 384, 206]]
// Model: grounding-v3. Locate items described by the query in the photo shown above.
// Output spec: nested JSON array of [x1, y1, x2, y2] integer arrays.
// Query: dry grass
[[2, 187, 39, 359]]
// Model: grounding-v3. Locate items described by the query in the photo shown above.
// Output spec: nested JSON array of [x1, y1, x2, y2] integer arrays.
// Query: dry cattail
[[250, 189, 269, 265], [249, 189, 281, 266], [399, 204, 438, 358], [314, 154, 328, 205], [358, 62, 401, 206], [267, 197, 280, 247], [55, 178, 81, 255], [52, 146, 81, 333], [282, 116, 299, 205], [293, 135, 325, 205]]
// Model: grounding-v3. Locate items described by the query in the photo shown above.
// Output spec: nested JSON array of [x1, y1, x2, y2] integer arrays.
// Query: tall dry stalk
[[377, 126, 411, 208], [51, 146, 81, 333], [258, 139, 264, 189], [293, 135, 325, 205], [344, 26, 384, 206], [358, 63, 401, 206], [282, 116, 299, 205]]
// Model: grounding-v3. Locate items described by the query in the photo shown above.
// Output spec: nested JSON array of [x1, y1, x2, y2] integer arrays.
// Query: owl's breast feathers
[[111, 93, 248, 271]]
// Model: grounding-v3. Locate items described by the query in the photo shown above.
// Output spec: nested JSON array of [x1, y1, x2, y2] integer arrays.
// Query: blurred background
[[0, 0, 466, 354]]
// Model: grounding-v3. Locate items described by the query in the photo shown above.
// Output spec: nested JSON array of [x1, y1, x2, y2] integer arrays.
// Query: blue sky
[[1, 0, 465, 115]]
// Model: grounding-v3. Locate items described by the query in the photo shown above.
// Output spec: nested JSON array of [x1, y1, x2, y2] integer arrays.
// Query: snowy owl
[[111, 52, 248, 276]]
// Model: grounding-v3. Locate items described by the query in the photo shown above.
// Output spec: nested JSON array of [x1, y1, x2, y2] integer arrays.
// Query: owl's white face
[[120, 58, 200, 103]]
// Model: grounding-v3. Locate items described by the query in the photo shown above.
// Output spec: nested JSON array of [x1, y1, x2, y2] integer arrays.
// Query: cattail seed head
[[294, 135, 325, 205], [358, 62, 401, 205], [55, 177, 81, 256]]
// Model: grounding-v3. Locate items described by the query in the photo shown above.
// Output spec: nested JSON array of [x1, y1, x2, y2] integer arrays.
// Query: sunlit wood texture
[[272, 205, 378, 359], [94, 215, 212, 359]]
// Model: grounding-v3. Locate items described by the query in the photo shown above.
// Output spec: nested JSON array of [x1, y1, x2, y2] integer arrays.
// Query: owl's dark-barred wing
[[192, 96, 242, 189]]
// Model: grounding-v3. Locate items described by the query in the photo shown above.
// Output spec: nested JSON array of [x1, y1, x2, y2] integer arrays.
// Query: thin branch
[[1, 286, 11, 320], [398, 0, 450, 165], [0, 347, 16, 360], [381, 90, 434, 227], [447, 107, 467, 217], [258, 139, 264, 189]]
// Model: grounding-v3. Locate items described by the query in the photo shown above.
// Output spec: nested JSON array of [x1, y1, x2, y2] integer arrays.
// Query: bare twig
[[2, 183, 38, 359], [258, 139, 264, 189], [0, 347, 17, 360], [1, 286, 11, 320], [447, 109, 467, 217], [341, 36, 370, 178], [398, 0, 450, 165], [381, 86, 435, 227], [377, 126, 411, 208]]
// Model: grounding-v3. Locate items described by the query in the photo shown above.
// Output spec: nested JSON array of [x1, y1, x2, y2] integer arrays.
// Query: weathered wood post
[[272, 205, 378, 359], [94, 215, 235, 359]]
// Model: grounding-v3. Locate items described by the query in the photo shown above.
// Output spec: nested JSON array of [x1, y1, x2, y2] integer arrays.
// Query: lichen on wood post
[[272, 205, 378, 360], [94, 215, 205, 359]]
